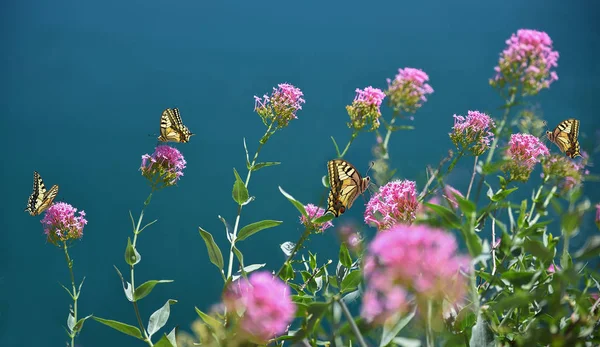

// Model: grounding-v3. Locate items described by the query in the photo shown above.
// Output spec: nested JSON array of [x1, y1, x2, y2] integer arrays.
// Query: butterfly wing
[[170, 108, 194, 143], [548, 119, 581, 158], [158, 108, 182, 143], [25, 171, 58, 216], [326, 159, 369, 217]]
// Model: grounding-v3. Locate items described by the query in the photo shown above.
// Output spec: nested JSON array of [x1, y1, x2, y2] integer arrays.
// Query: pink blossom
[[346, 86, 386, 131], [254, 83, 305, 128], [336, 223, 363, 253], [41, 202, 88, 245], [300, 204, 333, 232], [449, 111, 495, 156], [364, 180, 419, 230], [386, 67, 434, 113], [542, 153, 588, 192], [596, 204, 600, 229], [223, 271, 296, 343], [361, 224, 471, 325], [140, 145, 187, 187], [491, 29, 559, 96], [503, 133, 549, 181], [547, 264, 559, 273]]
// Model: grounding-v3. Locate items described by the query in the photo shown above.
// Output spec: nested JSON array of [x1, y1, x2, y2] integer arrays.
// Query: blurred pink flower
[[596, 203, 600, 229], [337, 223, 363, 253], [300, 204, 333, 232], [443, 185, 464, 210], [386, 67, 434, 114], [547, 264, 559, 273], [364, 180, 419, 230], [503, 133, 549, 182], [491, 29, 559, 96], [41, 202, 88, 245], [449, 111, 496, 156], [223, 271, 296, 343], [361, 224, 471, 325], [254, 83, 305, 129], [346, 86, 386, 131], [140, 145, 187, 188], [542, 153, 588, 192]]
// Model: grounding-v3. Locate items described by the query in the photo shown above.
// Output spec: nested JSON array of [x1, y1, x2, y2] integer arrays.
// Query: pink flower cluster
[[386, 67, 434, 114], [223, 271, 296, 343], [300, 204, 333, 232], [337, 223, 363, 253], [41, 202, 88, 245], [542, 153, 589, 192], [364, 180, 419, 230], [503, 133, 549, 181], [254, 83, 305, 129], [449, 111, 495, 156], [595, 203, 600, 229], [346, 86, 386, 132], [361, 224, 471, 325], [491, 29, 559, 96], [141, 145, 187, 187]]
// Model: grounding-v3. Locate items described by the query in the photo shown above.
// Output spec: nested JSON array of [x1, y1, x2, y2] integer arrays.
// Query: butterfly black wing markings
[[25, 171, 59, 216]]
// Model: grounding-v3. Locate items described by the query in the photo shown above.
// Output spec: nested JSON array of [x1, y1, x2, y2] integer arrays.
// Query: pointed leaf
[[387, 125, 415, 132], [134, 280, 173, 301], [237, 220, 283, 241], [125, 237, 141, 266], [148, 299, 177, 338], [198, 227, 225, 272], [232, 168, 249, 205], [93, 317, 143, 340], [339, 243, 352, 268], [280, 242, 296, 256], [423, 202, 461, 229], [252, 161, 281, 171], [232, 245, 245, 276], [340, 271, 362, 293], [167, 327, 178, 347], [313, 213, 334, 224], [380, 307, 417, 347], [73, 315, 93, 333], [469, 313, 496, 347], [154, 334, 175, 347], [195, 307, 222, 331], [279, 186, 307, 217], [522, 239, 553, 261], [491, 187, 518, 202], [67, 311, 75, 331], [114, 266, 133, 302]]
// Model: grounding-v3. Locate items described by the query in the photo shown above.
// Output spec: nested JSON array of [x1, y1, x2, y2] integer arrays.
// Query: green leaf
[[72, 314, 92, 333], [339, 243, 352, 268], [252, 161, 281, 171], [292, 302, 330, 341], [237, 220, 283, 241], [232, 168, 249, 205], [134, 280, 173, 301], [166, 327, 178, 347], [124, 237, 141, 266], [501, 271, 535, 287], [469, 313, 495, 347], [322, 175, 329, 188], [278, 186, 307, 217], [462, 223, 483, 258], [313, 213, 334, 225], [497, 175, 507, 189], [148, 299, 177, 338], [491, 187, 518, 202], [198, 227, 225, 273], [195, 307, 222, 331], [561, 211, 580, 237], [92, 317, 143, 340], [522, 239, 553, 261], [574, 236, 600, 259], [423, 202, 461, 229], [494, 291, 532, 311], [114, 266, 133, 302], [340, 271, 362, 293], [380, 307, 416, 347], [232, 245, 245, 276], [386, 124, 415, 132], [154, 334, 175, 347], [454, 194, 476, 216]]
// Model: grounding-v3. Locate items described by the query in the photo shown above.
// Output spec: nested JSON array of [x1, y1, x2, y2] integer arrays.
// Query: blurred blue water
[[1, 0, 599, 345]]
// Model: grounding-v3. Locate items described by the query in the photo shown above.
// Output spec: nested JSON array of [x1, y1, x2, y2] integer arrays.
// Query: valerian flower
[[386, 67, 434, 114], [346, 86, 385, 132], [254, 83, 305, 129], [364, 180, 419, 230], [140, 145, 187, 188], [299, 204, 333, 232], [223, 271, 296, 343], [502, 133, 549, 182], [361, 224, 470, 325], [449, 110, 495, 156], [542, 153, 588, 192], [491, 29, 559, 96], [41, 202, 88, 245]]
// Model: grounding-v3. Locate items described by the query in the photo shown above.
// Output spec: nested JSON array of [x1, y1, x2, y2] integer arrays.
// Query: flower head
[[140, 145, 187, 188], [346, 86, 385, 132], [41, 202, 88, 245], [503, 133, 549, 182], [596, 203, 600, 230], [491, 29, 559, 96], [336, 223, 363, 253], [364, 180, 419, 230], [449, 111, 495, 156], [254, 83, 305, 129], [386, 67, 434, 114], [300, 204, 333, 232], [223, 271, 296, 343], [361, 224, 471, 325], [542, 153, 588, 192]]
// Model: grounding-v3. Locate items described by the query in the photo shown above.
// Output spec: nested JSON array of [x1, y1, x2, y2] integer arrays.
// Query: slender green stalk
[[466, 156, 479, 200], [339, 131, 358, 158], [381, 116, 397, 159], [275, 226, 312, 277], [63, 242, 78, 347], [337, 298, 367, 347], [226, 124, 273, 279], [426, 300, 434, 347]]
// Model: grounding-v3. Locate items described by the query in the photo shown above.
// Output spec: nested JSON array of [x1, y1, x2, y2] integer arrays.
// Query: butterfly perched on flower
[[158, 108, 194, 143], [25, 171, 59, 216], [546, 119, 581, 158], [326, 159, 370, 217]]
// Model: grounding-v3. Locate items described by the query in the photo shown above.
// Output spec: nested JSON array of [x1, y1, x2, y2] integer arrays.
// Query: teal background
[[1, 0, 599, 345]]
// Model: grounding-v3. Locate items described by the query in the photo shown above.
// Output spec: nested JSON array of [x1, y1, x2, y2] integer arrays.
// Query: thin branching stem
[[466, 156, 479, 200], [63, 242, 78, 347], [337, 298, 367, 347]]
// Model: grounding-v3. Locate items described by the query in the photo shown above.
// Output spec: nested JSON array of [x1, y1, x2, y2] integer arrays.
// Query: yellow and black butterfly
[[158, 108, 194, 143], [326, 159, 370, 217], [25, 171, 59, 216], [546, 118, 581, 158]]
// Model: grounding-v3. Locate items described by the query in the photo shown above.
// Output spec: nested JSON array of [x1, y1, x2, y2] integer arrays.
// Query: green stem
[[227, 123, 274, 279], [63, 242, 77, 347], [337, 298, 367, 347], [426, 300, 434, 347], [466, 156, 479, 200], [381, 116, 397, 159], [275, 226, 312, 278], [339, 131, 358, 158]]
